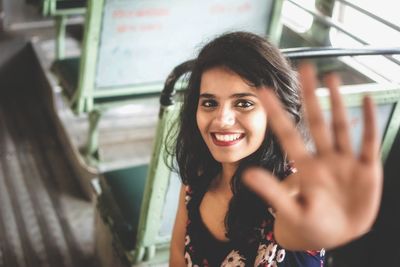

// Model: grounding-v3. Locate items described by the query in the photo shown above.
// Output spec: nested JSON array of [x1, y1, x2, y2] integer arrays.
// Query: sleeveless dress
[[183, 185, 325, 267]]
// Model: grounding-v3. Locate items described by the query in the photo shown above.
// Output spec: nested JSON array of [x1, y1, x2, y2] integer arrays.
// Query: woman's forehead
[[199, 66, 258, 95]]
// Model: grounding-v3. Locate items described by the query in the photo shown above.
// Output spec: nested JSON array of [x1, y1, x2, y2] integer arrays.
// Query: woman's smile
[[211, 132, 245, 146]]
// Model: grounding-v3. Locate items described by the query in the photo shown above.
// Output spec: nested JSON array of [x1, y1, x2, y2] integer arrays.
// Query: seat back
[[74, 0, 284, 113]]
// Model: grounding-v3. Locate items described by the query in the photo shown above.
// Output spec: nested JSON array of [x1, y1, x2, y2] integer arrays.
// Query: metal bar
[[382, 102, 400, 162], [283, 47, 400, 59], [55, 15, 67, 60], [75, 0, 105, 114], [268, 0, 284, 45], [85, 110, 101, 162]]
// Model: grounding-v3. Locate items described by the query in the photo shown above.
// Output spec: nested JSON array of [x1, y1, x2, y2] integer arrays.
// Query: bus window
[[331, 0, 400, 47], [330, 0, 400, 83], [282, 0, 315, 33]]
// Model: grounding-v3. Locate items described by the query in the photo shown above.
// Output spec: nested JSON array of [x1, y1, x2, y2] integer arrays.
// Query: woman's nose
[[215, 107, 235, 127]]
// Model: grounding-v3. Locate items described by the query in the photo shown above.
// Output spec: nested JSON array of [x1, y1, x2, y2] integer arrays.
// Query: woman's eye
[[235, 100, 254, 109], [201, 100, 217, 108]]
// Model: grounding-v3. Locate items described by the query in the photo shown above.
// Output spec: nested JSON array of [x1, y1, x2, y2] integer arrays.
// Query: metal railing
[[285, 0, 400, 67]]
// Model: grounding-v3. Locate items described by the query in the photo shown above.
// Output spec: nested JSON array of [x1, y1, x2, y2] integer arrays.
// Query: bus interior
[[0, 0, 400, 266]]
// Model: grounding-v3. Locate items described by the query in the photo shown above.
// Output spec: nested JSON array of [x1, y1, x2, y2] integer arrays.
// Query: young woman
[[169, 32, 382, 267]]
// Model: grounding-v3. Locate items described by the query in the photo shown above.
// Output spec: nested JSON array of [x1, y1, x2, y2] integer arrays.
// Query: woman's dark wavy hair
[[171, 31, 301, 245]]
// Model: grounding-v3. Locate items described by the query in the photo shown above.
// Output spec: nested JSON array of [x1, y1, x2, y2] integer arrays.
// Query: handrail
[[282, 47, 400, 59]]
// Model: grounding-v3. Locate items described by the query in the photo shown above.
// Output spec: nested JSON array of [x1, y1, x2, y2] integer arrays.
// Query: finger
[[324, 72, 352, 153], [243, 168, 299, 218], [259, 89, 310, 163], [281, 172, 301, 197], [298, 63, 333, 154], [360, 96, 379, 162]]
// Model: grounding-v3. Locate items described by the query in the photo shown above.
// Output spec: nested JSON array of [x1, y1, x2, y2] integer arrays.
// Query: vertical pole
[[143, 245, 156, 262], [55, 15, 67, 60], [382, 102, 400, 163], [85, 110, 101, 163], [268, 0, 284, 46]]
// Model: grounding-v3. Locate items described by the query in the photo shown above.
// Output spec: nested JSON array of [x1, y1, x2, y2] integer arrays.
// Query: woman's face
[[196, 66, 268, 165]]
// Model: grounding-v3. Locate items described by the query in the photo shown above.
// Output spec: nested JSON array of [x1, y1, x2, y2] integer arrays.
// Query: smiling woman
[[168, 31, 382, 267], [169, 31, 312, 267]]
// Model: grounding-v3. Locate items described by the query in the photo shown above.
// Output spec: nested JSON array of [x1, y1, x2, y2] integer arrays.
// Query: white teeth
[[214, 133, 242, 142]]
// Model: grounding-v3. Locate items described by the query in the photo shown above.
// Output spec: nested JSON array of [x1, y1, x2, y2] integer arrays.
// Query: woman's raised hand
[[243, 63, 383, 250]]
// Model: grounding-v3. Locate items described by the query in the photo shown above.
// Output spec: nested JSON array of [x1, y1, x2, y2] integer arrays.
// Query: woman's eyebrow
[[199, 92, 257, 99], [231, 93, 257, 98], [199, 93, 215, 98]]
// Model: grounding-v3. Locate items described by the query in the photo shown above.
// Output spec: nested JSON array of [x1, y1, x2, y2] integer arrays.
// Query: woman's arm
[[169, 185, 188, 267]]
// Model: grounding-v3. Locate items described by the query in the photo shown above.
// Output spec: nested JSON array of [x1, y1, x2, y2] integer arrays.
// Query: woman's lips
[[211, 132, 245, 146]]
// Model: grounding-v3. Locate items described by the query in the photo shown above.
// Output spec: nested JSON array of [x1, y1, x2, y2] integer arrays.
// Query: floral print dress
[[183, 185, 325, 267]]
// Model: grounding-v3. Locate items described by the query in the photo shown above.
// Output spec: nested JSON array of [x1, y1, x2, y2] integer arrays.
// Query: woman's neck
[[211, 163, 237, 195]]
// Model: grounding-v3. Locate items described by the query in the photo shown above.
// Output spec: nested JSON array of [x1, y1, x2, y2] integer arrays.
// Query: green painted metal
[[92, 80, 188, 101], [268, 0, 284, 45], [55, 15, 67, 59], [52, 8, 86, 16], [42, 0, 51, 16], [92, 84, 164, 99], [381, 102, 400, 162], [74, 0, 104, 114], [94, 102, 181, 264], [85, 109, 101, 161], [133, 103, 181, 263], [144, 245, 156, 261], [49, 0, 56, 15]]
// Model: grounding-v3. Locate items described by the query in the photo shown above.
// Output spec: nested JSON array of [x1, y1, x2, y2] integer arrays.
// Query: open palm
[[244, 64, 383, 250]]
